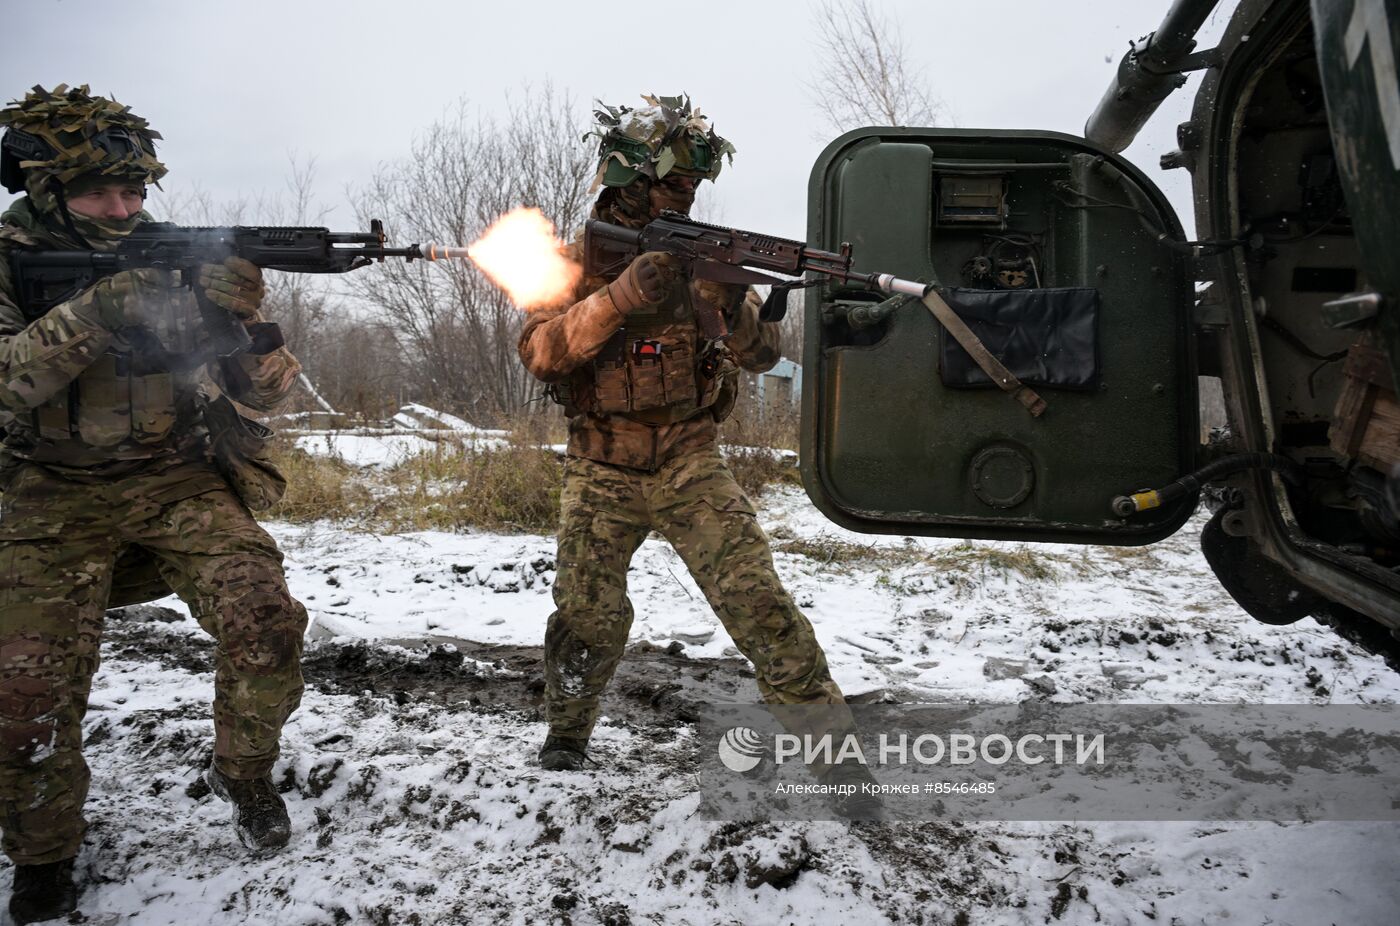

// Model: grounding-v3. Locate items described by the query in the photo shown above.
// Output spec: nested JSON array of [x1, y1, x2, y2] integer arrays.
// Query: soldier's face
[[649, 175, 699, 217], [66, 182, 144, 221]]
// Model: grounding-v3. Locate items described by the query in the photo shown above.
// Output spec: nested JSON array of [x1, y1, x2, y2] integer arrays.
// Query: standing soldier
[[0, 85, 308, 923], [519, 95, 866, 803]]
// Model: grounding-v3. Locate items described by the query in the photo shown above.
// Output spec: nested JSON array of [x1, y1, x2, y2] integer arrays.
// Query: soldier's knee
[[552, 563, 632, 637], [222, 592, 304, 677], [194, 562, 307, 676], [0, 636, 61, 762], [741, 615, 832, 692], [715, 565, 794, 625], [546, 602, 630, 653]]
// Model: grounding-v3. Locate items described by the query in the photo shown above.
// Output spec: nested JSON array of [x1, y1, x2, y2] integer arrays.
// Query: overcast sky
[[5, 0, 1230, 240]]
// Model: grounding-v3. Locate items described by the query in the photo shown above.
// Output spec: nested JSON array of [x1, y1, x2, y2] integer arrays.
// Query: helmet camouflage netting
[[0, 83, 166, 194], [587, 94, 735, 192]]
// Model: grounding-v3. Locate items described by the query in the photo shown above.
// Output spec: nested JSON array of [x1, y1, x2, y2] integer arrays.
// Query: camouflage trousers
[[545, 446, 845, 741], [0, 462, 307, 865]]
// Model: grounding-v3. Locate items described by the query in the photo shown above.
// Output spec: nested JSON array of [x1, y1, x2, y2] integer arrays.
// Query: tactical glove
[[693, 279, 749, 326], [607, 251, 678, 315], [80, 268, 168, 330], [198, 257, 266, 322]]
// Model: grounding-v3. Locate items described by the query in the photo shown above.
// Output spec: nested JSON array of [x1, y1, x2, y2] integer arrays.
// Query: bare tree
[[807, 0, 948, 133], [148, 184, 225, 226], [304, 316, 408, 420], [348, 84, 594, 423], [777, 287, 806, 363]]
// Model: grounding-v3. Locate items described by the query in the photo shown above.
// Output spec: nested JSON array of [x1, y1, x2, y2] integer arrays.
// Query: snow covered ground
[[11, 473, 1400, 924], [283, 403, 517, 468], [274, 487, 1400, 706]]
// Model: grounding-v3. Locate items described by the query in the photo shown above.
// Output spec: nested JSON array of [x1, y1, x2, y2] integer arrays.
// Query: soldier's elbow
[[518, 341, 566, 383], [526, 360, 569, 383]]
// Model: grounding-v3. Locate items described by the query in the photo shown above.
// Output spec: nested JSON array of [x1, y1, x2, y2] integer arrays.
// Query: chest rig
[[562, 281, 728, 425], [5, 229, 202, 456]]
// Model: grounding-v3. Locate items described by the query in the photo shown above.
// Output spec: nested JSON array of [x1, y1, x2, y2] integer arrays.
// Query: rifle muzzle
[[875, 275, 930, 297], [850, 273, 929, 297], [417, 243, 472, 261]]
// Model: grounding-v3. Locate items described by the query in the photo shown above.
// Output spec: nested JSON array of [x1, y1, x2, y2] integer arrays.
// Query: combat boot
[[8, 857, 78, 924], [823, 762, 887, 822], [206, 765, 291, 851], [538, 734, 589, 771]]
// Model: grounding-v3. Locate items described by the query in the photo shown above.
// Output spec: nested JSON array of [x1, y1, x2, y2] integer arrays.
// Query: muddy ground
[[3, 609, 1394, 925]]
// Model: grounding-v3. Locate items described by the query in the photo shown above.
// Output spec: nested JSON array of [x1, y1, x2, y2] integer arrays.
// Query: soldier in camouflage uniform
[[519, 95, 852, 776], [0, 86, 308, 923]]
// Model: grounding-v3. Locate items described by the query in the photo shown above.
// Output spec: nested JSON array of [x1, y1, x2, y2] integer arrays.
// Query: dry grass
[[264, 432, 561, 535], [377, 441, 562, 534], [776, 536, 917, 566], [265, 400, 803, 534], [265, 438, 374, 524], [723, 444, 800, 499], [777, 534, 1062, 587], [720, 393, 801, 498], [925, 542, 1061, 582]]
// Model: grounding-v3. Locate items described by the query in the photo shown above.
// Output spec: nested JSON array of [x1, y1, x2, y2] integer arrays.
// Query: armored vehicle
[[801, 0, 1400, 664]]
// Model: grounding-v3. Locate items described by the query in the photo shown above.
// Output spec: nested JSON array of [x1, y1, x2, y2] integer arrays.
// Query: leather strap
[[922, 288, 1047, 418]]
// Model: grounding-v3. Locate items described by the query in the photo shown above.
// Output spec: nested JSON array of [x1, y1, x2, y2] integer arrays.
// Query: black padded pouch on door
[[939, 286, 1101, 390]]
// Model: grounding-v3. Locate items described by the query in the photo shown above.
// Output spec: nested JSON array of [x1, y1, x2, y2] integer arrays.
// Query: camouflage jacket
[[0, 196, 301, 477], [519, 238, 781, 471]]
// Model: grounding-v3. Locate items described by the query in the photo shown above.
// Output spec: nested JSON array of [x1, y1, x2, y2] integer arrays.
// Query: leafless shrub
[[719, 382, 801, 498]]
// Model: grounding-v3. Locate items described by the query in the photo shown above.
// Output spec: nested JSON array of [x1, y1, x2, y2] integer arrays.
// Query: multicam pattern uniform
[[0, 196, 306, 865], [519, 240, 845, 742]]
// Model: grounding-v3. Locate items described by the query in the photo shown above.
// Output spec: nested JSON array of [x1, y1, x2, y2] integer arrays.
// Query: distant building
[[753, 358, 802, 418]]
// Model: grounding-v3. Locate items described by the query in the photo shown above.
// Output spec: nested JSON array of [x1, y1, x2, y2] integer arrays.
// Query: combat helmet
[[0, 83, 166, 195], [587, 94, 735, 192]]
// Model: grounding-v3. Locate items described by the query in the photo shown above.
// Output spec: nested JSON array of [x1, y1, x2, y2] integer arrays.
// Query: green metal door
[[801, 128, 1196, 544]]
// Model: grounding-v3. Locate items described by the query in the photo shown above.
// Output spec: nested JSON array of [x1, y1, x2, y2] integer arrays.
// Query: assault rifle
[[582, 210, 930, 340], [583, 211, 1048, 416], [9, 219, 467, 356]]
